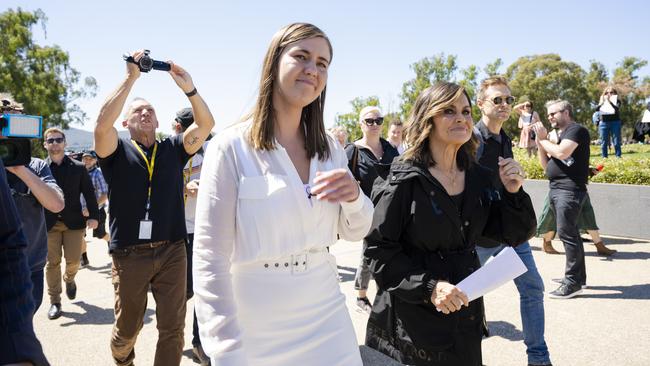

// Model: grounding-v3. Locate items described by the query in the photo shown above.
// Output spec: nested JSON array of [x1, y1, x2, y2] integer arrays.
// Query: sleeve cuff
[[340, 188, 368, 214]]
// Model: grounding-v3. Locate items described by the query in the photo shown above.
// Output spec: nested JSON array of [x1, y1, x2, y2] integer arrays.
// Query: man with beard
[[533, 100, 591, 300]]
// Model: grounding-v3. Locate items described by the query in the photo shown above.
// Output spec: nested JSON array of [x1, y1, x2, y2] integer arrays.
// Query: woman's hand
[[431, 281, 469, 314], [498, 157, 525, 193], [310, 168, 360, 203]]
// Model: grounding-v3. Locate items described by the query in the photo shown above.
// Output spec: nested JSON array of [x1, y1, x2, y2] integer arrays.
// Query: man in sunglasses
[[1, 93, 65, 317], [474, 77, 552, 366], [533, 100, 591, 300], [42, 127, 99, 320]]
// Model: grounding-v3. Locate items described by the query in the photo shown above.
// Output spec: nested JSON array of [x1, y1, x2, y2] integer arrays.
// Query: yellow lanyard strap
[[131, 140, 158, 217]]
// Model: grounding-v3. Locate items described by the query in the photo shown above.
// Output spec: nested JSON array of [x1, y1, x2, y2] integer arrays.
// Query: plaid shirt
[[81, 166, 108, 209]]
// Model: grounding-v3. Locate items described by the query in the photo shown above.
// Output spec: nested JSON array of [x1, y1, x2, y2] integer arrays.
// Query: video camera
[[123, 49, 171, 73], [0, 111, 43, 167]]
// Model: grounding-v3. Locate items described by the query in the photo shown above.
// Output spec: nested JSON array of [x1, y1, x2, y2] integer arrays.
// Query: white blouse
[[193, 122, 374, 363]]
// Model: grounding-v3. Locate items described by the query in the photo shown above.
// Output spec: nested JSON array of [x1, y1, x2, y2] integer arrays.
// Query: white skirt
[[231, 251, 362, 366]]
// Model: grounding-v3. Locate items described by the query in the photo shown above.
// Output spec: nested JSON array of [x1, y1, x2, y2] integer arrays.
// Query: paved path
[[34, 234, 650, 365]]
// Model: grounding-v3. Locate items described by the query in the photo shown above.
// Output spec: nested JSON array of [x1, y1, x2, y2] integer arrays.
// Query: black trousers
[[549, 188, 587, 287], [185, 233, 201, 346]]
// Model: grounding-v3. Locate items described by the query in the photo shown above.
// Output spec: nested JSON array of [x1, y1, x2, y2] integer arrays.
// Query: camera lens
[[139, 55, 154, 72]]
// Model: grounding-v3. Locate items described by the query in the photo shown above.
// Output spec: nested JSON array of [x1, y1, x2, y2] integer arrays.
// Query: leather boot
[[543, 239, 560, 254], [594, 241, 617, 256]]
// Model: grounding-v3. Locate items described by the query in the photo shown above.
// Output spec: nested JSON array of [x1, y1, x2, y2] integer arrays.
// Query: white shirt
[[183, 141, 209, 234], [193, 122, 374, 363]]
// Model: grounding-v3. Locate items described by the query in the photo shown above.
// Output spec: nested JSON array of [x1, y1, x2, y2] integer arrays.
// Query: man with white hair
[[94, 50, 215, 366]]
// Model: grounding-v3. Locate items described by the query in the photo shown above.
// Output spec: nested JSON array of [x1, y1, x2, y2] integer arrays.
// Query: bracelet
[[185, 88, 198, 97]]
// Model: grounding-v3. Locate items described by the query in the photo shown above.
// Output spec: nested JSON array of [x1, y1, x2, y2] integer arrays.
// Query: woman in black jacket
[[364, 82, 536, 366]]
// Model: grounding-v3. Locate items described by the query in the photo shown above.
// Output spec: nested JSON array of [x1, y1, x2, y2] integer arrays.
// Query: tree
[[0, 8, 97, 132], [334, 96, 380, 142], [399, 53, 458, 119], [609, 57, 650, 140], [399, 53, 483, 122], [483, 58, 503, 77], [506, 54, 591, 138]]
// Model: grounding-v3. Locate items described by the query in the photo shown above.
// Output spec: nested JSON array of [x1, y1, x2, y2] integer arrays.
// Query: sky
[[4, 0, 650, 136]]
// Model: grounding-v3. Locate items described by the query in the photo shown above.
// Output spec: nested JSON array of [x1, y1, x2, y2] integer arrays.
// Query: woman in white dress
[[193, 23, 373, 366]]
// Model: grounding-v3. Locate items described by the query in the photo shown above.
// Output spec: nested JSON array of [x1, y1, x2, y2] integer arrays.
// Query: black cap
[[175, 107, 194, 128], [82, 150, 97, 159]]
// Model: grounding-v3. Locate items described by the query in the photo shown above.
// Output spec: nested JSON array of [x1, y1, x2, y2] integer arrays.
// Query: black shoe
[[192, 344, 211, 365], [551, 278, 587, 289], [48, 303, 62, 319], [529, 364, 553, 366], [80, 252, 89, 267], [65, 280, 77, 300], [549, 283, 583, 299]]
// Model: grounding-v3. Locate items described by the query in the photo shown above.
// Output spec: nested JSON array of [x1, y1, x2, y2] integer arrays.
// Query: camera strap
[[131, 140, 158, 220]]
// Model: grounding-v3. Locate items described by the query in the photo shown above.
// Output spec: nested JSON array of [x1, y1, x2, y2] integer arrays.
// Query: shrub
[[513, 145, 650, 185]]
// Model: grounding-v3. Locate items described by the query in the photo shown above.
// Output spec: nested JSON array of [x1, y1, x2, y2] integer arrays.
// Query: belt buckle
[[292, 253, 307, 274]]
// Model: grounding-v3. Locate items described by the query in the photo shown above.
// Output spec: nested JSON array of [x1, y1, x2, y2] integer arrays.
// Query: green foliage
[[399, 53, 459, 119], [0, 8, 97, 131], [609, 57, 650, 139], [513, 144, 650, 185], [483, 58, 503, 77], [334, 96, 380, 142], [506, 54, 592, 138]]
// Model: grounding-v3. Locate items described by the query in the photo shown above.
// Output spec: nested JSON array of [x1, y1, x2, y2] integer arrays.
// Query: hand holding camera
[[122, 50, 196, 95]]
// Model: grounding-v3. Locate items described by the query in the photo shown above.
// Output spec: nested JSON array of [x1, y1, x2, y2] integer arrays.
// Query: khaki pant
[[46, 221, 85, 304], [110, 240, 187, 366]]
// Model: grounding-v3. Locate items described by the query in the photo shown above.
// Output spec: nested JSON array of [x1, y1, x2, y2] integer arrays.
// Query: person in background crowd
[[172, 107, 211, 366], [533, 99, 591, 299], [0, 159, 51, 366], [364, 82, 536, 365], [80, 150, 109, 266], [387, 119, 406, 154], [1, 93, 65, 314], [536, 128, 616, 256], [595, 86, 622, 158], [345, 106, 399, 313], [43, 127, 99, 320], [94, 49, 214, 366], [329, 125, 348, 147], [514, 101, 541, 157], [193, 23, 373, 365], [474, 77, 551, 366]]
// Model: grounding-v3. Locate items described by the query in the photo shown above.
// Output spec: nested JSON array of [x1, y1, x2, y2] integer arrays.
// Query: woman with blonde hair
[[364, 82, 536, 365], [193, 23, 373, 365]]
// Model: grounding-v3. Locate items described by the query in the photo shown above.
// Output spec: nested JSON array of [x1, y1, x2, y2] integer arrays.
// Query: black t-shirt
[[545, 123, 590, 191], [99, 135, 192, 249], [345, 138, 400, 198]]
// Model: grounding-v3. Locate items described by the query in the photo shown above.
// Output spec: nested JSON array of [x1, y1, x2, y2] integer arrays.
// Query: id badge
[[138, 220, 153, 240]]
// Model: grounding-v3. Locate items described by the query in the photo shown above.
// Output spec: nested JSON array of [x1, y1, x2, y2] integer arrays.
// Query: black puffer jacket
[[364, 160, 536, 366]]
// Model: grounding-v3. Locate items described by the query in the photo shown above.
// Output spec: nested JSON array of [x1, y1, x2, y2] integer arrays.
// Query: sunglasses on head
[[45, 137, 65, 144], [363, 117, 384, 126], [489, 96, 515, 105]]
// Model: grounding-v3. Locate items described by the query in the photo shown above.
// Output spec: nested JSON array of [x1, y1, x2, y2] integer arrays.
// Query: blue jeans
[[477, 242, 550, 365], [598, 120, 622, 157]]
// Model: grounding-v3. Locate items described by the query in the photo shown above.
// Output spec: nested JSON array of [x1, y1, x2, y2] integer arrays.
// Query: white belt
[[233, 247, 334, 275]]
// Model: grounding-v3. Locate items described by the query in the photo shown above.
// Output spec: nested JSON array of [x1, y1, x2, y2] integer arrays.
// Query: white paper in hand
[[456, 246, 527, 302], [600, 96, 617, 115]]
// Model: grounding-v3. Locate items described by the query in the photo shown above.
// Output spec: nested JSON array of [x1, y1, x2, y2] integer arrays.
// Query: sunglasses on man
[[45, 137, 65, 144], [363, 117, 384, 126], [488, 96, 516, 105]]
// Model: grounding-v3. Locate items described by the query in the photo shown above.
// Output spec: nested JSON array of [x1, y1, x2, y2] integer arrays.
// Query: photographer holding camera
[[94, 50, 214, 366], [1, 93, 65, 315]]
